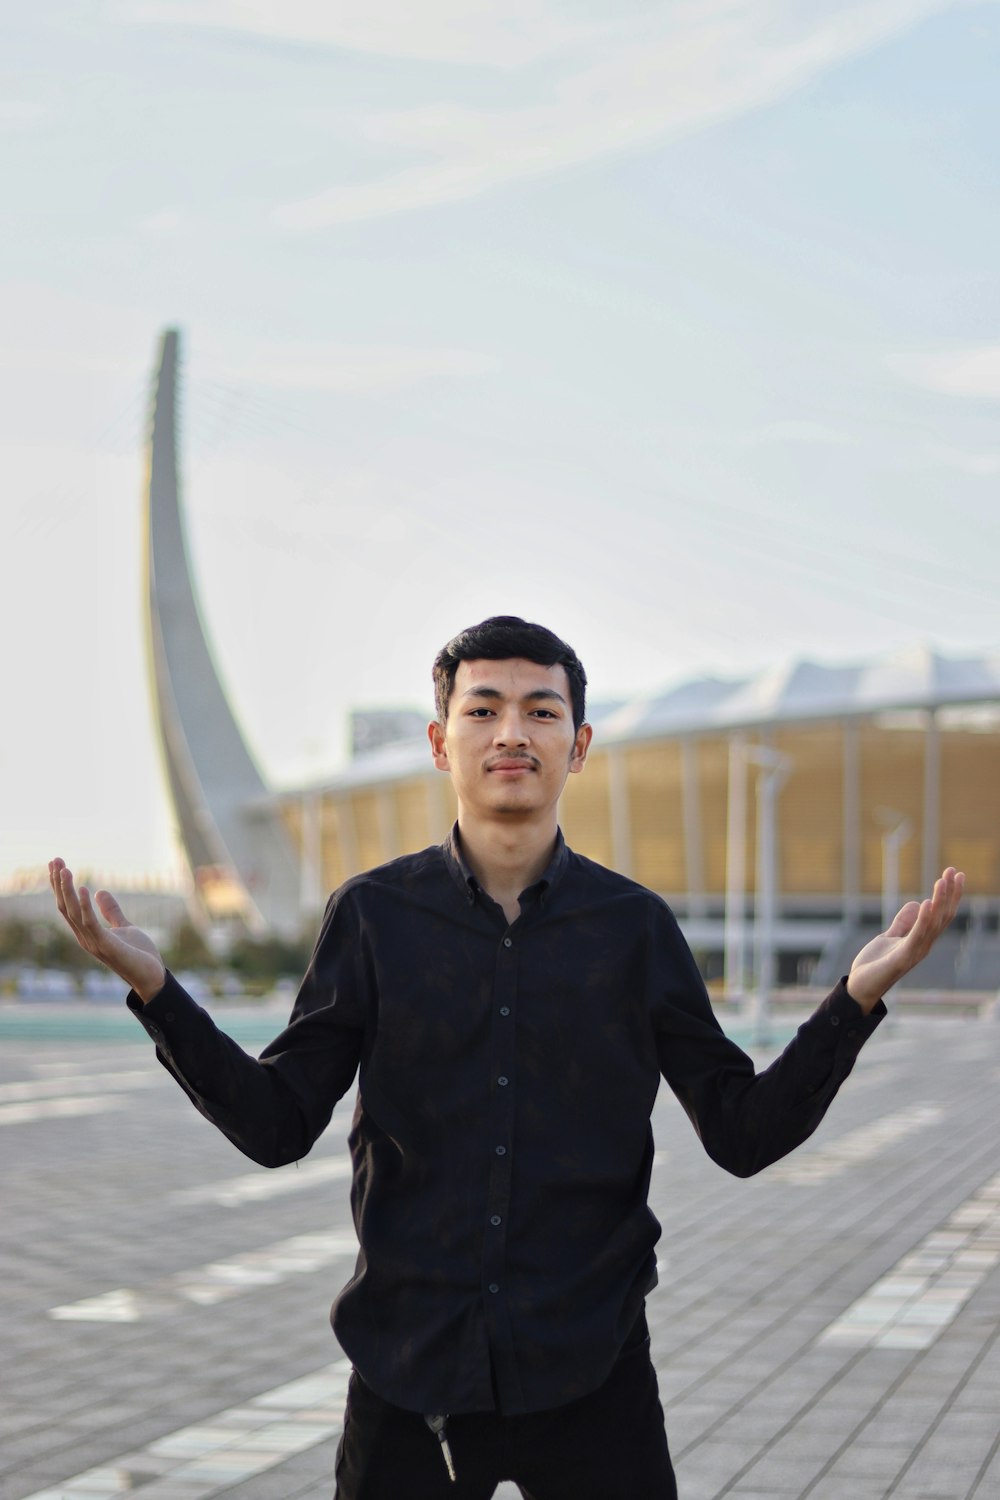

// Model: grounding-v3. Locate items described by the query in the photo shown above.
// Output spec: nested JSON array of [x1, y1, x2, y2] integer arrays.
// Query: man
[[51, 616, 964, 1500]]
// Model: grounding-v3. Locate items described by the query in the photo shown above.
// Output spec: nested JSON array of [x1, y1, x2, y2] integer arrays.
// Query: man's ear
[[428, 720, 450, 772], [568, 721, 593, 776]]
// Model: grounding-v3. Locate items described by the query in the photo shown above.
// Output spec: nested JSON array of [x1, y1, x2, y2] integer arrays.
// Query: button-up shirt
[[129, 827, 884, 1416]]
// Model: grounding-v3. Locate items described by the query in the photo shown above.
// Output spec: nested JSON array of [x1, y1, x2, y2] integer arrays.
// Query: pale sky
[[2, 0, 999, 887]]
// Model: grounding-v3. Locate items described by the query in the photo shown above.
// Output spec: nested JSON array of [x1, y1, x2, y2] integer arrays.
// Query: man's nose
[[493, 710, 529, 745]]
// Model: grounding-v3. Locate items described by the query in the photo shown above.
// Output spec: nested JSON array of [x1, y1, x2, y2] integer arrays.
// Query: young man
[[51, 616, 963, 1500]]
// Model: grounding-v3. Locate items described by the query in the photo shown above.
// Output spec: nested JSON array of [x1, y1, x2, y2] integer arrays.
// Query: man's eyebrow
[[461, 686, 568, 706]]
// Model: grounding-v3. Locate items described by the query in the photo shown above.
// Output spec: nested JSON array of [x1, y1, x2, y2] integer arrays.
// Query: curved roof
[[598, 645, 1000, 743], [274, 644, 1000, 802]]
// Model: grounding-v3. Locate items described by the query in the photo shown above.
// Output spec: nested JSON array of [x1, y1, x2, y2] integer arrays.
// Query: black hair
[[432, 616, 587, 730]]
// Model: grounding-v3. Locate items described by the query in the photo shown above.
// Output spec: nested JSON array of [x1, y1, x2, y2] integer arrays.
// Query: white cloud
[[751, 419, 855, 446], [0, 287, 496, 398], [137, 206, 185, 235], [0, 283, 152, 376], [207, 340, 499, 394], [127, 0, 604, 66], [888, 345, 1000, 401], [265, 0, 958, 229], [926, 443, 1000, 476], [0, 99, 47, 128]]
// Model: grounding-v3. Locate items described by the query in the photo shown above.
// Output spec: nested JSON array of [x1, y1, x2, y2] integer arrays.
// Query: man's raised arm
[[48, 856, 365, 1167]]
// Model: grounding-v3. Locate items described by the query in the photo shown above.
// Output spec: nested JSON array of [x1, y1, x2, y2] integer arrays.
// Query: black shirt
[[129, 827, 884, 1416]]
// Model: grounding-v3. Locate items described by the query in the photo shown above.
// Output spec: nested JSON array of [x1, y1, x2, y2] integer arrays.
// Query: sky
[[2, 0, 999, 888]]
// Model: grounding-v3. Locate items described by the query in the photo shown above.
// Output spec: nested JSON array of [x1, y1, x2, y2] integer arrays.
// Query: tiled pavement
[[1, 1003, 999, 1499]]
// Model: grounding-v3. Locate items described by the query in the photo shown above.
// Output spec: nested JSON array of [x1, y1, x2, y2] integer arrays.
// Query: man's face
[[428, 658, 591, 821]]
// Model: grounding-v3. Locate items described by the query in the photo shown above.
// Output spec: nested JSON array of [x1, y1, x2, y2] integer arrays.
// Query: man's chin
[[488, 797, 539, 817]]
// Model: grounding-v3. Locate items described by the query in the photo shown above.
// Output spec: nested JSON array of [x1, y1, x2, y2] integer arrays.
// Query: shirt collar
[[442, 822, 568, 906]]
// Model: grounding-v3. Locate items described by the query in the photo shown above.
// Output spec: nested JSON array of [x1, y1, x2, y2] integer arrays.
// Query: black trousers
[[333, 1327, 677, 1500]]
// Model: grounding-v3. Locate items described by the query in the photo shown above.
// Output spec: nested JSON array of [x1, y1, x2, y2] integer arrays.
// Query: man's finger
[[95, 890, 129, 929], [54, 864, 86, 933], [887, 900, 920, 938], [77, 883, 102, 933]]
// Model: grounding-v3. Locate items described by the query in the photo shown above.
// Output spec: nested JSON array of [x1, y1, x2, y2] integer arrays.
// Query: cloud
[[0, 99, 47, 128], [926, 443, 1000, 476], [0, 287, 496, 398], [128, 0, 603, 66], [207, 340, 499, 394], [137, 207, 185, 235], [0, 283, 152, 378], [260, 0, 958, 229], [751, 419, 855, 446], [888, 345, 1000, 401]]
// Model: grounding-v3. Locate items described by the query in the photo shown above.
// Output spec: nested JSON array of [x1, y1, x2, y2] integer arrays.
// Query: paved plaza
[[1, 1001, 999, 1500]]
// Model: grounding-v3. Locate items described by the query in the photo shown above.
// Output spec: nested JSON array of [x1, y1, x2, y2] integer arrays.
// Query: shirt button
[[488, 1283, 500, 1294], [830, 1015, 840, 1027], [490, 1215, 502, 1226], [503, 937, 513, 948], [495, 1145, 506, 1156], [498, 1076, 509, 1087], [499, 1006, 510, 1017]]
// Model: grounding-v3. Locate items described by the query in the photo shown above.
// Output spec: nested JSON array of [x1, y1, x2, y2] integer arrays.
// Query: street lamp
[[876, 809, 912, 996], [745, 746, 791, 1046]]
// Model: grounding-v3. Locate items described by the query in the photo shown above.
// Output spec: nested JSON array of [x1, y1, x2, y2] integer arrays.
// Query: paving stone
[[2, 1020, 1000, 1499]]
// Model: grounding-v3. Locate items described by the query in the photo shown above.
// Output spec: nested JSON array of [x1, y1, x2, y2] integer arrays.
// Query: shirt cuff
[[126, 970, 199, 1051], [821, 977, 887, 1040]]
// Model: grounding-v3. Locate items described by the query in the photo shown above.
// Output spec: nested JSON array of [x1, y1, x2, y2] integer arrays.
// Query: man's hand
[[847, 866, 965, 1013], [49, 858, 167, 1005]]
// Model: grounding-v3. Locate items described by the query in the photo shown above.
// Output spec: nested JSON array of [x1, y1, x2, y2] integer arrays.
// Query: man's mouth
[[487, 757, 537, 774]]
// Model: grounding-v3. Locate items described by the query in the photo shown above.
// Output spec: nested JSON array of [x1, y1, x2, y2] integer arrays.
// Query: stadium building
[[146, 331, 1000, 992]]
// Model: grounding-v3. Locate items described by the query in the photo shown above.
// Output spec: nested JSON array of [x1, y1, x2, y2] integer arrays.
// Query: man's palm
[[49, 860, 166, 1003], [847, 868, 964, 1011]]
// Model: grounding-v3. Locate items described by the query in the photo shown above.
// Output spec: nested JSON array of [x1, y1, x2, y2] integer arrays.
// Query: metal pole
[[878, 808, 912, 1007], [724, 732, 748, 1001], [880, 812, 912, 933], [747, 747, 790, 1046]]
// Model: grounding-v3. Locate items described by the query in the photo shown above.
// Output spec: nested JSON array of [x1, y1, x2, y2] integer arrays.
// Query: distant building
[[146, 330, 1000, 988], [270, 653, 1000, 992], [0, 876, 187, 950]]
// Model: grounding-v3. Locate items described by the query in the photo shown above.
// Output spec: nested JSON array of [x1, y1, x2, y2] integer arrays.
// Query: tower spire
[[145, 329, 301, 934]]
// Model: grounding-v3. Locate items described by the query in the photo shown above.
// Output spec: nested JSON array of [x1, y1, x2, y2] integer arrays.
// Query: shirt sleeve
[[127, 889, 368, 1167], [651, 903, 885, 1178]]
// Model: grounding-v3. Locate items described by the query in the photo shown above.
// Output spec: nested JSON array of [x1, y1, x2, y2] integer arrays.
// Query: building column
[[425, 773, 454, 842], [724, 732, 748, 999], [377, 787, 401, 863], [607, 745, 633, 877], [842, 719, 861, 924], [335, 797, 360, 880], [681, 738, 706, 918], [299, 791, 323, 916], [922, 710, 940, 893]]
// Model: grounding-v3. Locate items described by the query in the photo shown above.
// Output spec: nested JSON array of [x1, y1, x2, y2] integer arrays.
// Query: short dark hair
[[433, 616, 587, 730]]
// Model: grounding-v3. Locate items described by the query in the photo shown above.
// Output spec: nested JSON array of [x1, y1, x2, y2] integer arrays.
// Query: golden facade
[[280, 712, 1000, 909]]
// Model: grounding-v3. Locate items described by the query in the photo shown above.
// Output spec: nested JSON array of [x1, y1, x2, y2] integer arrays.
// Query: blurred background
[[3, 0, 999, 998]]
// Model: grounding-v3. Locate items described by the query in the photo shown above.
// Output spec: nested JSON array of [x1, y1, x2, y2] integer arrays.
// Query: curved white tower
[[145, 329, 301, 935]]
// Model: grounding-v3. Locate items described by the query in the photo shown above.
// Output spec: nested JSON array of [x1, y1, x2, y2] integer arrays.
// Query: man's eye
[[532, 709, 557, 718], [468, 708, 494, 717]]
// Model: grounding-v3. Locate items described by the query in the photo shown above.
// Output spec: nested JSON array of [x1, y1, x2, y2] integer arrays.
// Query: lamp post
[[746, 746, 791, 1046], [724, 732, 748, 1002], [877, 810, 912, 1000]]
